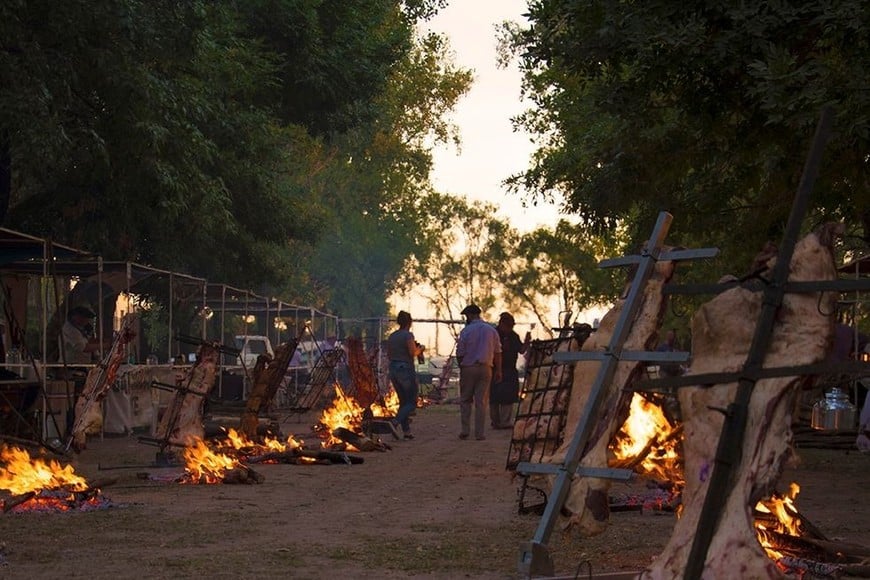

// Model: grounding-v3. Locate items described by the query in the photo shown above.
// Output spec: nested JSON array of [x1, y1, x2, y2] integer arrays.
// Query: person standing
[[59, 305, 101, 365], [456, 304, 502, 440], [489, 312, 530, 429], [386, 311, 423, 440]]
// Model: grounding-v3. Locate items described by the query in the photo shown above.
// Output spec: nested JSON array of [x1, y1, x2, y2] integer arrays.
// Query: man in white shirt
[[59, 305, 100, 365]]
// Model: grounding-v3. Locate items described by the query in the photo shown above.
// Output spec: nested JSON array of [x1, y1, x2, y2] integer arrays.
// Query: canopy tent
[[0, 228, 337, 438], [0, 251, 207, 367], [204, 283, 337, 350]]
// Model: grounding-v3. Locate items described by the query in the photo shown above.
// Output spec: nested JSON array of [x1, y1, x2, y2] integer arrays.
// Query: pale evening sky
[[422, 1, 566, 232], [393, 3, 601, 352]]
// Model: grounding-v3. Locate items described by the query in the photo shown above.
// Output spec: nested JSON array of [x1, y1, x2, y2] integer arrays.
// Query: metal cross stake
[[681, 106, 834, 580], [516, 211, 717, 578]]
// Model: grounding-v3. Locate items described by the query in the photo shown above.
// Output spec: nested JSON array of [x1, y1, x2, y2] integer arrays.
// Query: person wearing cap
[[58, 305, 101, 365], [386, 310, 423, 440], [456, 304, 502, 440], [490, 312, 531, 429]]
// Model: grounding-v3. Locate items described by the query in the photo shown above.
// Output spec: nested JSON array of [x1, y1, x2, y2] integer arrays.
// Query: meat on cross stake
[[642, 223, 842, 579], [538, 251, 677, 536]]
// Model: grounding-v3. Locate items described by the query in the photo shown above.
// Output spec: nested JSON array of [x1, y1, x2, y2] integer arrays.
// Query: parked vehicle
[[233, 335, 274, 367]]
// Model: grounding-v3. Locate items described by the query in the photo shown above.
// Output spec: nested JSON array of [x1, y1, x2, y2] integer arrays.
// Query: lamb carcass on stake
[[642, 223, 842, 579], [538, 253, 677, 536], [154, 343, 219, 448]]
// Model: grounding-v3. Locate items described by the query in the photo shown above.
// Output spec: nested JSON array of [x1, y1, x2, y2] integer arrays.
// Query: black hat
[[70, 305, 96, 318], [460, 304, 481, 316]]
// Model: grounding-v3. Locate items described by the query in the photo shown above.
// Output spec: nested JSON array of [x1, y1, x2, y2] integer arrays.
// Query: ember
[[0, 446, 112, 513]]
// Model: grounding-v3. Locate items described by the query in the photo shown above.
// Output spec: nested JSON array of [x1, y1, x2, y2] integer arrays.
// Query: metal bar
[[684, 106, 833, 579], [553, 350, 690, 364], [168, 273, 174, 362], [520, 212, 674, 577], [600, 248, 718, 269], [516, 462, 635, 481], [665, 278, 870, 296], [660, 248, 720, 261], [637, 360, 870, 392]]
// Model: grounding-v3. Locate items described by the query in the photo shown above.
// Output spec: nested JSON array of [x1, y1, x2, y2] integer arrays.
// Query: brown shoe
[[458, 433, 469, 440], [475, 435, 486, 441]]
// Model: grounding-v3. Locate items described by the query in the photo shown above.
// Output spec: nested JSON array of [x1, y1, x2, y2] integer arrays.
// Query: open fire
[[179, 438, 264, 484], [608, 394, 850, 571], [314, 384, 399, 448], [316, 384, 365, 446], [611, 393, 683, 487], [0, 445, 111, 512], [370, 389, 400, 417]]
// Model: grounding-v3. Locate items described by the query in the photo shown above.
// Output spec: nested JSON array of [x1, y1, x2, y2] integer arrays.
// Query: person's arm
[[519, 331, 531, 355], [405, 336, 422, 363]]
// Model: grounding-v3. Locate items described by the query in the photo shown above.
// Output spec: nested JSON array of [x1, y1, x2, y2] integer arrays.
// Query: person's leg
[[459, 368, 473, 437], [495, 404, 511, 428], [468, 365, 491, 439], [391, 364, 415, 432], [489, 401, 500, 428], [401, 373, 419, 436]]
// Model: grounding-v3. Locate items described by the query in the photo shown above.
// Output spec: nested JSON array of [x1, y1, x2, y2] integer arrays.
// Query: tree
[[508, 219, 625, 331], [1, 1, 470, 319], [1, 1, 310, 285], [298, 30, 473, 318], [400, 194, 516, 321], [504, 1, 870, 272]]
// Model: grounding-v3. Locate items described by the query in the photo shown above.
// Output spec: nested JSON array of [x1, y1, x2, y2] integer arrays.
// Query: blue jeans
[[388, 361, 419, 433]]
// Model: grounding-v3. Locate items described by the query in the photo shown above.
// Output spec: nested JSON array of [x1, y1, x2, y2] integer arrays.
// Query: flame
[[755, 482, 804, 561], [181, 438, 243, 484], [371, 389, 400, 417], [221, 428, 303, 453], [316, 384, 364, 445], [610, 393, 683, 484], [0, 446, 88, 495], [604, 394, 816, 568]]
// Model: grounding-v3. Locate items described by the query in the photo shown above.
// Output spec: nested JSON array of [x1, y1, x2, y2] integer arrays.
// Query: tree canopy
[[0, 0, 471, 318], [505, 0, 870, 271]]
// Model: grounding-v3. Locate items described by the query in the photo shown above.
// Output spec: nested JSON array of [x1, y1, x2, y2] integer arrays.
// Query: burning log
[[219, 466, 265, 485], [246, 448, 363, 465], [2, 491, 36, 513], [0, 446, 116, 512], [777, 556, 844, 578], [539, 253, 677, 536], [332, 426, 388, 452], [642, 224, 843, 579], [180, 438, 264, 484]]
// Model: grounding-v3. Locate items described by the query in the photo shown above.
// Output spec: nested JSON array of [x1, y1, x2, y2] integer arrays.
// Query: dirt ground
[[1, 401, 868, 580]]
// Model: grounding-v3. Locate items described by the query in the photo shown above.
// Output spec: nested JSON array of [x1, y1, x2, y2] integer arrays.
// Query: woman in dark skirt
[[489, 312, 530, 429]]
